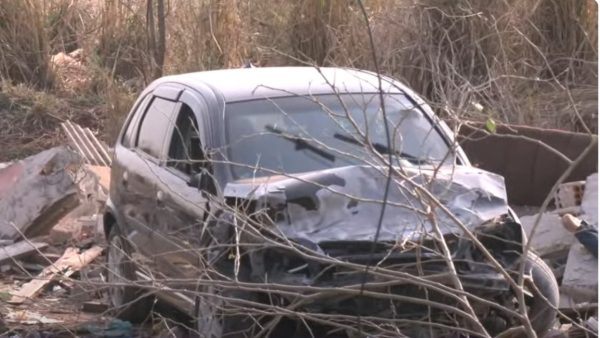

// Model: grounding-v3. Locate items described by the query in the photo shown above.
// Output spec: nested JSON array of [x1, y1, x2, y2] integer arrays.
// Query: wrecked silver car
[[104, 67, 559, 337]]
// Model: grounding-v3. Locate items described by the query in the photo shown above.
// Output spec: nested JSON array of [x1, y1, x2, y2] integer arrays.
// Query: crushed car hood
[[224, 165, 508, 242]]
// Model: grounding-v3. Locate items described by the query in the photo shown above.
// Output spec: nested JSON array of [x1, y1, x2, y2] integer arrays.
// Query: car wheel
[[194, 262, 257, 338], [107, 225, 154, 323], [526, 251, 559, 335], [194, 286, 257, 338]]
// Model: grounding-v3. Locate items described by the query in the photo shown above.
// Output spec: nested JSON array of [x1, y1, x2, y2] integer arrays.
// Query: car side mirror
[[188, 170, 217, 195], [188, 172, 203, 188]]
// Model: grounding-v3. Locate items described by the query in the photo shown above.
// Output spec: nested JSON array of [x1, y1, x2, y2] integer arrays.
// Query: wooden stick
[[8, 245, 103, 304]]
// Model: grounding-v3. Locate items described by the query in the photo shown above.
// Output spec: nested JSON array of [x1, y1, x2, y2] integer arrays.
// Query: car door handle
[[156, 190, 165, 205], [122, 171, 128, 187]]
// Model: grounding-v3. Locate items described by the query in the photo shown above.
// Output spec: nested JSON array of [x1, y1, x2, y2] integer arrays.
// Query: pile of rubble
[[0, 146, 115, 336], [0, 129, 185, 337], [520, 174, 598, 336]]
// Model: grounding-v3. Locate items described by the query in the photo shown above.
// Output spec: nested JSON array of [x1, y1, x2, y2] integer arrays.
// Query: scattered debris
[[561, 243, 598, 303], [521, 212, 576, 256], [85, 319, 133, 337], [8, 245, 104, 304], [81, 301, 109, 314], [61, 121, 111, 166], [581, 173, 598, 225], [566, 317, 598, 338], [48, 212, 100, 245], [555, 180, 586, 209], [0, 241, 48, 265], [6, 310, 63, 325], [49, 215, 83, 245], [0, 147, 82, 240], [518, 173, 599, 333], [0, 142, 117, 336], [85, 165, 111, 193]]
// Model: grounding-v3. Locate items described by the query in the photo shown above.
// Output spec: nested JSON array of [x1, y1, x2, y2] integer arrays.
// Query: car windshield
[[225, 94, 452, 179]]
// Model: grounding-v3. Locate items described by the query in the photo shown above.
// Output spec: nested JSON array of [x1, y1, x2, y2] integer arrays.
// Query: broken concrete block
[[49, 215, 82, 244], [79, 214, 99, 239], [85, 165, 111, 192], [555, 181, 586, 209], [50, 195, 101, 244], [561, 243, 598, 304], [0, 147, 82, 240], [521, 212, 576, 256], [581, 173, 598, 225]]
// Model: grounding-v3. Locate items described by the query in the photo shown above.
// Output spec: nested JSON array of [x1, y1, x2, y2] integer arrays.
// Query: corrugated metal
[[61, 121, 111, 166]]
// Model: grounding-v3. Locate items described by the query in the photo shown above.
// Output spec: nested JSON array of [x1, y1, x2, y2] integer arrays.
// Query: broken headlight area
[[469, 215, 527, 276], [247, 219, 522, 296]]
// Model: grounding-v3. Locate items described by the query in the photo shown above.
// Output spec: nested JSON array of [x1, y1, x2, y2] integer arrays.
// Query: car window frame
[[133, 95, 179, 164], [162, 89, 210, 182], [120, 94, 151, 148]]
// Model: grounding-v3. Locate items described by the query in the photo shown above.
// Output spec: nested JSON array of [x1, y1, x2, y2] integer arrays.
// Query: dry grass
[[0, 1, 53, 88], [0, 0, 596, 160]]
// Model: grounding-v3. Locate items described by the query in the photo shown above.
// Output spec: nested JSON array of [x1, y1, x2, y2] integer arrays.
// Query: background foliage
[[0, 0, 596, 160]]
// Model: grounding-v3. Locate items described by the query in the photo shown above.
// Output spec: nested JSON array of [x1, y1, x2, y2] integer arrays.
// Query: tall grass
[[0, 1, 53, 88], [0, 0, 596, 158]]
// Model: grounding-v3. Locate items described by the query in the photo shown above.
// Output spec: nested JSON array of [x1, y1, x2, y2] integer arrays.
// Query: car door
[[150, 88, 212, 296], [115, 86, 182, 275]]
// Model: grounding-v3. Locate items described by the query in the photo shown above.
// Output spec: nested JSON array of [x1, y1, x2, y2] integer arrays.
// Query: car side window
[[136, 96, 177, 158], [121, 95, 150, 148], [167, 104, 204, 176]]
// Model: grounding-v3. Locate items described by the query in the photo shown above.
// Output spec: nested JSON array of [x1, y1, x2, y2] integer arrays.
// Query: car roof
[[155, 67, 405, 102]]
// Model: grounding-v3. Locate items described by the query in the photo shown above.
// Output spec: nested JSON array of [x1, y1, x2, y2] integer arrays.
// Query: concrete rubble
[[561, 243, 598, 303], [0, 144, 114, 337], [518, 173, 598, 334], [521, 212, 576, 257], [581, 173, 598, 226], [0, 125, 188, 337], [560, 173, 598, 307]]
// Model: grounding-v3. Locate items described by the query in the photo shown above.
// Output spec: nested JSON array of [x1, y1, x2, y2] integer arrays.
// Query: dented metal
[[224, 164, 509, 243]]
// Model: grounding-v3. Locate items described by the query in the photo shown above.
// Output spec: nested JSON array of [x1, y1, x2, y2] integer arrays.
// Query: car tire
[[194, 286, 257, 338], [194, 258, 257, 338], [106, 225, 154, 323], [526, 251, 559, 335]]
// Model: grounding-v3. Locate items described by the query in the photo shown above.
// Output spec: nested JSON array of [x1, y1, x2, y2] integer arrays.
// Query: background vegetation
[[0, 0, 596, 160]]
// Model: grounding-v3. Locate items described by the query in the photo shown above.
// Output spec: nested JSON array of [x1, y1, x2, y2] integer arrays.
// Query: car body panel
[[223, 164, 508, 243]]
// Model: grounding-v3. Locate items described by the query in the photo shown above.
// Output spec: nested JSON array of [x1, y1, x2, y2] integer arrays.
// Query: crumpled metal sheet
[[224, 165, 508, 242], [0, 146, 82, 240]]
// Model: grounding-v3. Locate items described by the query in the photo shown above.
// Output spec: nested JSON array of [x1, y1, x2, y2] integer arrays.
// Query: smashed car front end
[[221, 165, 527, 324]]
